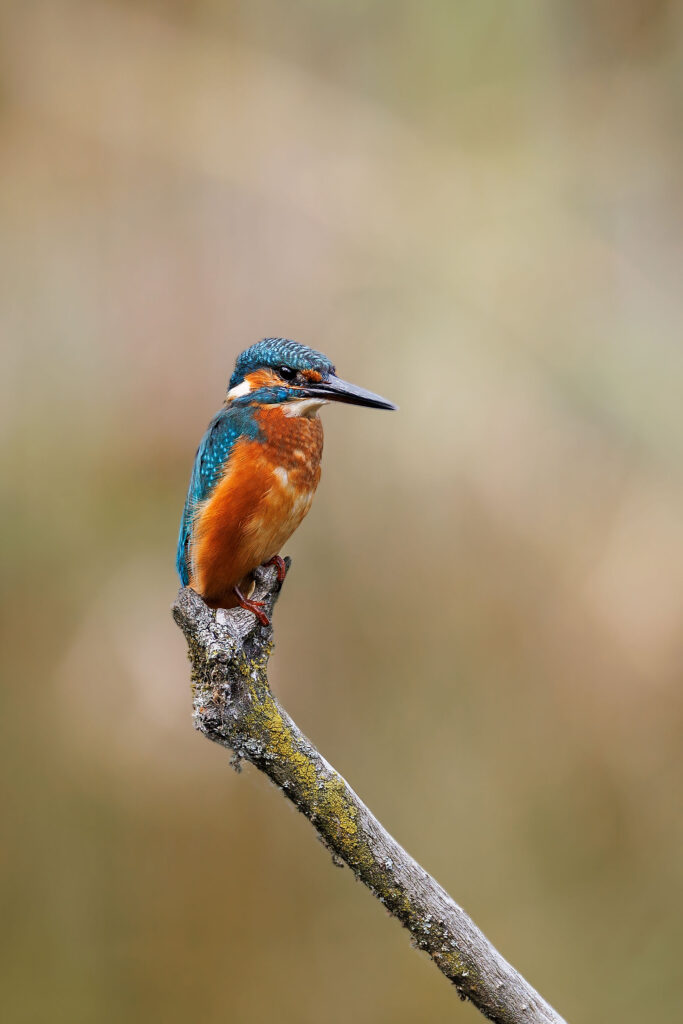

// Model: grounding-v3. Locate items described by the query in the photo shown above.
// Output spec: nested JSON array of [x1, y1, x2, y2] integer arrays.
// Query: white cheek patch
[[227, 379, 251, 400], [283, 397, 329, 418], [273, 467, 289, 487]]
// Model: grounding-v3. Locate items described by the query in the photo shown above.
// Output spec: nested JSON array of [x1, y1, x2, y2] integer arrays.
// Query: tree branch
[[172, 562, 567, 1024]]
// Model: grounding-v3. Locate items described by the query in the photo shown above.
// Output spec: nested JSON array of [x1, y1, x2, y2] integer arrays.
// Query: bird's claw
[[233, 586, 271, 627], [263, 555, 287, 583]]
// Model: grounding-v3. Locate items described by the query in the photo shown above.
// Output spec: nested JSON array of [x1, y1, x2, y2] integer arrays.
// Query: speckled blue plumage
[[230, 338, 334, 388], [176, 405, 263, 585]]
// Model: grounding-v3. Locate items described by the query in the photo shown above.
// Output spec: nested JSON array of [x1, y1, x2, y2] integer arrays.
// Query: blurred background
[[2, 1, 682, 1021]]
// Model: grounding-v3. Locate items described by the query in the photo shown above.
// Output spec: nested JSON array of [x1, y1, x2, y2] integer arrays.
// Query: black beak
[[301, 373, 397, 411]]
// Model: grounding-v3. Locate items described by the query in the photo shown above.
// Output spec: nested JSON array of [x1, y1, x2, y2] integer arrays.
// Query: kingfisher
[[176, 338, 396, 625]]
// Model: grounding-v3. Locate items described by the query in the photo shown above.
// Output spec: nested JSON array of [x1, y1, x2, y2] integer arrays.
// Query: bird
[[176, 338, 396, 625]]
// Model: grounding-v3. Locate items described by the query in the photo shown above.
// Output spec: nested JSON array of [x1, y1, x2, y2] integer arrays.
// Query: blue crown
[[230, 338, 334, 388]]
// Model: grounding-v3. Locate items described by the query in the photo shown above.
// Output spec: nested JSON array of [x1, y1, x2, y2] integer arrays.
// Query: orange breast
[[189, 408, 323, 609]]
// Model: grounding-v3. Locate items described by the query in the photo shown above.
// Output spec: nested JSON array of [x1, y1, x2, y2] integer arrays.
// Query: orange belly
[[189, 412, 323, 609]]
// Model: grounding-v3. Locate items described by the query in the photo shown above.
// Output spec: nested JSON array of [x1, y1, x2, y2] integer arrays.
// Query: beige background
[[2, 2, 682, 1021]]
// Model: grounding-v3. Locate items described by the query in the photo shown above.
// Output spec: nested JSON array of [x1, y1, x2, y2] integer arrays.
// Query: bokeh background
[[2, 2, 683, 1021]]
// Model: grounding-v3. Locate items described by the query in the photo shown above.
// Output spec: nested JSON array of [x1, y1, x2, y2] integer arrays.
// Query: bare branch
[[173, 562, 567, 1024]]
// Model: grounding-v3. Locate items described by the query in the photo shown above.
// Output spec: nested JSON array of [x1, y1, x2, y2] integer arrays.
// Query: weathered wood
[[173, 562, 567, 1024]]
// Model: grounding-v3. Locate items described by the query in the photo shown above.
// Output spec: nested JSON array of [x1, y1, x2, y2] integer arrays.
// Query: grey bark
[[172, 561, 568, 1024]]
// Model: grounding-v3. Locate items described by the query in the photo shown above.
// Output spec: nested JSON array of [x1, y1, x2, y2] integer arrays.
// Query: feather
[[175, 405, 262, 585]]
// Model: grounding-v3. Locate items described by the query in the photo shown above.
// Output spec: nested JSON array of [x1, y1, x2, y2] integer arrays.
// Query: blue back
[[175, 404, 263, 585]]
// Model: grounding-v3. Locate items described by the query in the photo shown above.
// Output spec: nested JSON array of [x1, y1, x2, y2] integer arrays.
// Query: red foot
[[263, 555, 287, 583], [233, 586, 270, 627]]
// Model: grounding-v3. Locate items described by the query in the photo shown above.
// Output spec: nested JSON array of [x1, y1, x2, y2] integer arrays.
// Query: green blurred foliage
[[1, 1, 682, 1021]]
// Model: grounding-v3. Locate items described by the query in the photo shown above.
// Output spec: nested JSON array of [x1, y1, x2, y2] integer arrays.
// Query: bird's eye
[[278, 366, 297, 382]]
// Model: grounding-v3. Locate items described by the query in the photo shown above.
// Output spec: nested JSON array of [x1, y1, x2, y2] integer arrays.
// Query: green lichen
[[234, 675, 386, 881]]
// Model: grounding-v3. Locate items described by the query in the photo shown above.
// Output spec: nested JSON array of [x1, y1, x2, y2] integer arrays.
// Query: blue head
[[226, 338, 396, 412]]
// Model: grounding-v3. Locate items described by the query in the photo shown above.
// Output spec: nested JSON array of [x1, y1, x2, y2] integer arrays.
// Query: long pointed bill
[[301, 373, 397, 410]]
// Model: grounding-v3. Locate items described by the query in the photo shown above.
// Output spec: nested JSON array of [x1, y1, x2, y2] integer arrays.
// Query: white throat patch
[[283, 397, 329, 418]]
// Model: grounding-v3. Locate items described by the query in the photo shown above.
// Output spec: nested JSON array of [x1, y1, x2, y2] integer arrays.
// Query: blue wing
[[175, 405, 261, 585]]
